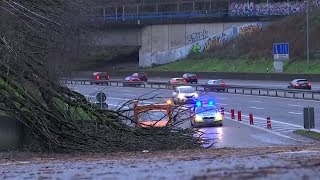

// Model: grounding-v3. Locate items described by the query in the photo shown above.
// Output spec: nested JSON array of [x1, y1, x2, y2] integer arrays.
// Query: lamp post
[[305, 0, 310, 67]]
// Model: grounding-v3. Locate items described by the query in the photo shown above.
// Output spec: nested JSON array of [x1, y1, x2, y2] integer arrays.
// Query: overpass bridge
[[92, 21, 269, 67], [87, 0, 302, 67]]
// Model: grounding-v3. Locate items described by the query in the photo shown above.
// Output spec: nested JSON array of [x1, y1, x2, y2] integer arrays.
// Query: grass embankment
[[294, 130, 320, 140], [149, 58, 320, 74], [149, 9, 320, 74]]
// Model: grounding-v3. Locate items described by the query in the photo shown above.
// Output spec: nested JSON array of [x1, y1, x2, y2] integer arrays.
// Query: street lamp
[[305, 0, 310, 67]]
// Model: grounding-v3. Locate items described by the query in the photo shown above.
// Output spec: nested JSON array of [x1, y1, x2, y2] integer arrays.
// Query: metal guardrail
[[61, 79, 320, 101]]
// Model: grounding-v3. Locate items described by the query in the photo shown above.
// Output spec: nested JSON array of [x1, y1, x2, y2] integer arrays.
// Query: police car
[[190, 100, 223, 128]]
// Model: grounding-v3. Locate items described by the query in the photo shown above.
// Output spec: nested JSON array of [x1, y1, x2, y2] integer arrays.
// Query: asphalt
[[67, 84, 320, 148]]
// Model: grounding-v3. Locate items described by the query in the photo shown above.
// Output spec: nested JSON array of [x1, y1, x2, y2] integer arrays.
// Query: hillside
[[205, 9, 320, 60]]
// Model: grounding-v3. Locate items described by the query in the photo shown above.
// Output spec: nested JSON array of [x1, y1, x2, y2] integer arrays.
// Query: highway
[[71, 76, 320, 90], [67, 83, 320, 148]]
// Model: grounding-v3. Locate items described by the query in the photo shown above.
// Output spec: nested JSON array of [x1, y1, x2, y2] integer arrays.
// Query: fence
[[87, 0, 320, 22]]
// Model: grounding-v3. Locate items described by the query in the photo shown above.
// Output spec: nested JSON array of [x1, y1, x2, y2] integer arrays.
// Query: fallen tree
[[0, 0, 202, 152]]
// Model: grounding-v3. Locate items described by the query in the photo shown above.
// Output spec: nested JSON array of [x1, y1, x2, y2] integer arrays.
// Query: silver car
[[172, 86, 198, 104]]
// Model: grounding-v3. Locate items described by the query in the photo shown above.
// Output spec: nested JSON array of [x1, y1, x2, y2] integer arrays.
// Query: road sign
[[304, 107, 315, 130], [96, 92, 106, 103], [273, 43, 289, 61]]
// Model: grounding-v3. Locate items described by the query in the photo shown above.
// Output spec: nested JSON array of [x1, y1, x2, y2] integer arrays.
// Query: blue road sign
[[273, 43, 289, 61], [273, 43, 289, 55]]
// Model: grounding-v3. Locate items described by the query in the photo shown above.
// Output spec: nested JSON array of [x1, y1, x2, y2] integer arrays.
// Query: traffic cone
[[267, 117, 272, 129], [249, 113, 254, 125]]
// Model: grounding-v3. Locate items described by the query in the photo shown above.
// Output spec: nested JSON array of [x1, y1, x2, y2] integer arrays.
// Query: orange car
[[133, 101, 173, 128]]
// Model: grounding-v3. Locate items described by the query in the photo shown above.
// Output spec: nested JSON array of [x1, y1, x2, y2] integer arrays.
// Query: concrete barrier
[[71, 71, 320, 82]]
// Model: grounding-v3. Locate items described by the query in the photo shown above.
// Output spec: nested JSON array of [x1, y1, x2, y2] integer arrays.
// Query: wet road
[[66, 84, 320, 148]]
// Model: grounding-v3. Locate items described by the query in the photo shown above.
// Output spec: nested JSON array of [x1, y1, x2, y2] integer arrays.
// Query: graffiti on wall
[[204, 23, 262, 50], [170, 40, 182, 48], [186, 30, 208, 44]]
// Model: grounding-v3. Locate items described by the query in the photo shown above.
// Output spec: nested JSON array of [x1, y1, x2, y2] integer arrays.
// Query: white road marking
[[216, 103, 228, 106], [224, 117, 298, 140], [108, 104, 129, 109], [107, 97, 156, 104], [250, 107, 264, 110], [251, 100, 262, 103], [288, 112, 302, 115], [218, 97, 228, 100], [217, 92, 320, 102], [225, 112, 304, 128], [288, 104, 303, 107]]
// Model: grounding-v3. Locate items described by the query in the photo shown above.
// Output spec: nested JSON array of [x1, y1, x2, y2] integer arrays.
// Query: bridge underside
[[91, 21, 267, 67]]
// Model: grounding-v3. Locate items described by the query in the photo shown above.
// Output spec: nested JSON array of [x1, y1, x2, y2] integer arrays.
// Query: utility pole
[[305, 0, 310, 67]]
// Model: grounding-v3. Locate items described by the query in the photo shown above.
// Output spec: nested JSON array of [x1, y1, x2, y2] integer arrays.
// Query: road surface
[[67, 84, 320, 148]]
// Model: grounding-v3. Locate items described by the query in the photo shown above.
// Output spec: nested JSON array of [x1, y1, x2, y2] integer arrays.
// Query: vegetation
[[294, 130, 320, 140], [148, 58, 320, 74], [148, 8, 320, 74], [0, 0, 201, 153]]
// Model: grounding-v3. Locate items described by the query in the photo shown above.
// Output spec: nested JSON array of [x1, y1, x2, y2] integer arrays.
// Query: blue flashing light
[[196, 101, 202, 107], [208, 100, 214, 106]]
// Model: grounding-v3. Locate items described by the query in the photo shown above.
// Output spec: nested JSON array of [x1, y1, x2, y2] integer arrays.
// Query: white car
[[172, 86, 198, 104]]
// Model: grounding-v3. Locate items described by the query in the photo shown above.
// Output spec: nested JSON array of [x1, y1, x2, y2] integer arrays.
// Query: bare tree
[[0, 0, 201, 152]]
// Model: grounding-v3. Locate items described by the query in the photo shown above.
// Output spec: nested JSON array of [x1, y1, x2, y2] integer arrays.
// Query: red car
[[92, 72, 110, 80], [204, 79, 227, 92], [183, 73, 198, 83], [288, 79, 311, 90], [90, 72, 110, 85]]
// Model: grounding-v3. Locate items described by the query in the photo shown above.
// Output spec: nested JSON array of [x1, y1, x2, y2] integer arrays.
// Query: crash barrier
[[267, 117, 272, 129], [60, 79, 320, 101], [71, 71, 320, 82], [249, 113, 254, 125]]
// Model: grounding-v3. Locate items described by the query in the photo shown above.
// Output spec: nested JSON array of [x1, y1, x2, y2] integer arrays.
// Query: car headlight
[[215, 112, 223, 121], [194, 93, 198, 98], [178, 94, 185, 99], [195, 114, 203, 122]]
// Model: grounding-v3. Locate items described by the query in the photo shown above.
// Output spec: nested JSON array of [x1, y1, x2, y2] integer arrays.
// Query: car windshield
[[138, 110, 169, 122], [195, 106, 218, 114], [297, 80, 309, 83], [174, 78, 184, 82], [179, 87, 195, 93]]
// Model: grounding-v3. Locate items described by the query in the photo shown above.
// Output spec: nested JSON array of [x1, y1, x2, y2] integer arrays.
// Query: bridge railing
[[87, 10, 229, 22], [61, 79, 320, 101]]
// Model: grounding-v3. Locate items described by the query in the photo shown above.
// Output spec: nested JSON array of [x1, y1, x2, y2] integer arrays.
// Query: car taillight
[[308, 83, 311, 86], [96, 75, 100, 80], [221, 83, 226, 86], [107, 75, 110, 79], [196, 76, 198, 79]]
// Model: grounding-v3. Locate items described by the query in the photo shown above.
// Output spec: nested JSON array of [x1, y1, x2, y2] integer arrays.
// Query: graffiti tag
[[186, 30, 208, 44], [170, 40, 182, 48]]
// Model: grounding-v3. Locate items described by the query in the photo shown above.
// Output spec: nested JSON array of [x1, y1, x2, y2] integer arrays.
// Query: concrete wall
[[91, 22, 263, 67], [139, 22, 262, 67], [93, 27, 141, 46]]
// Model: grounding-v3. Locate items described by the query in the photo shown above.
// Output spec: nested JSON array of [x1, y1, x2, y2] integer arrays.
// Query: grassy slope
[[148, 9, 320, 74], [294, 130, 320, 140], [149, 58, 320, 73]]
